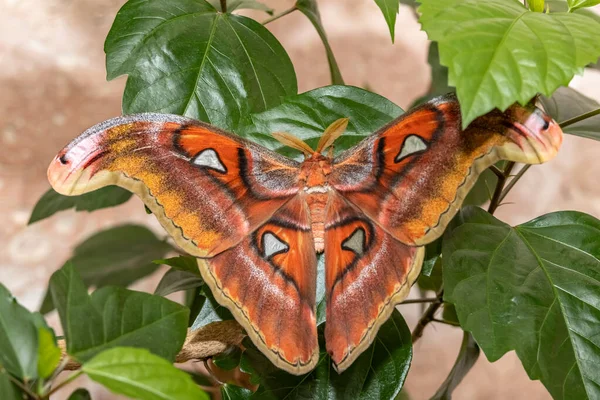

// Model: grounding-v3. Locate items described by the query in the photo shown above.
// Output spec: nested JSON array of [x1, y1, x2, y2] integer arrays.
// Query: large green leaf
[[419, 0, 600, 127], [431, 332, 480, 400], [374, 0, 400, 42], [239, 85, 403, 157], [539, 86, 600, 141], [295, 0, 344, 85], [0, 284, 44, 380], [233, 309, 412, 399], [444, 206, 600, 399], [82, 347, 209, 400], [105, 0, 297, 131], [50, 264, 188, 362], [191, 285, 234, 329], [37, 327, 61, 379], [41, 225, 172, 314], [28, 187, 132, 224]]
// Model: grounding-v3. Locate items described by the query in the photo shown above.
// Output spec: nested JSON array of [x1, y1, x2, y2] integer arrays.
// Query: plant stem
[[43, 371, 83, 399], [499, 164, 531, 203], [262, 6, 297, 25], [559, 107, 600, 128], [487, 162, 515, 214], [489, 165, 504, 180], [42, 355, 72, 394], [432, 318, 461, 327], [400, 297, 441, 305], [7, 374, 39, 399], [219, 0, 226, 13], [412, 289, 444, 343]]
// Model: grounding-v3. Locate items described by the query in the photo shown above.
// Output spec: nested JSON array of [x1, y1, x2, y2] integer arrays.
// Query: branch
[[412, 289, 444, 343], [559, 107, 600, 128], [58, 320, 245, 370], [219, 0, 226, 13], [262, 6, 297, 25], [487, 162, 515, 214]]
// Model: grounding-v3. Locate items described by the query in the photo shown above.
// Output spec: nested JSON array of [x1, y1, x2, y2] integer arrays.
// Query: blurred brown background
[[1, 0, 599, 398]]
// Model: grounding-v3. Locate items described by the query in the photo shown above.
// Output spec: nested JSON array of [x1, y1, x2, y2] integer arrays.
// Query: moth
[[47, 94, 563, 375]]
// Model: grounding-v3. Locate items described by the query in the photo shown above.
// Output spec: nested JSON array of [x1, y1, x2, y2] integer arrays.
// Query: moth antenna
[[272, 131, 314, 156], [316, 118, 349, 153]]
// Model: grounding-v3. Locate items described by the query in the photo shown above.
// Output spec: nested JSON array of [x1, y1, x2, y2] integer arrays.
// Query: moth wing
[[330, 94, 562, 245], [48, 114, 301, 257], [200, 194, 319, 375], [324, 191, 423, 372]]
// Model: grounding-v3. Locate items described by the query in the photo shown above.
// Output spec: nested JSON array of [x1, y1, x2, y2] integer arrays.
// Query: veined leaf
[[295, 0, 344, 85], [83, 347, 209, 400], [154, 269, 204, 297], [237, 310, 412, 399], [374, 0, 401, 42], [419, 0, 600, 127], [50, 264, 188, 362], [539, 86, 600, 141], [28, 187, 132, 224], [240, 85, 403, 158], [37, 327, 61, 379], [40, 225, 172, 314], [105, 0, 296, 131], [153, 256, 199, 275], [444, 206, 600, 399]]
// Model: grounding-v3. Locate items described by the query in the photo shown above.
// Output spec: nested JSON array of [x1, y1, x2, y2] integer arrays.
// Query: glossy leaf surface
[[105, 0, 297, 131], [419, 0, 600, 127], [83, 347, 209, 400], [444, 206, 600, 399], [50, 264, 188, 362]]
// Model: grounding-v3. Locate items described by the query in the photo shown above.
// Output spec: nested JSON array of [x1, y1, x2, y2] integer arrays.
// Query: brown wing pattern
[[323, 191, 423, 372], [48, 114, 300, 257], [199, 194, 319, 374], [330, 94, 562, 246]]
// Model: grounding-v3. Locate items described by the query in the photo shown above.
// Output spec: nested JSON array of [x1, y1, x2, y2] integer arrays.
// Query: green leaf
[[154, 269, 204, 297], [82, 347, 209, 400], [240, 85, 403, 157], [374, 0, 400, 42], [41, 225, 172, 314], [191, 286, 234, 329], [153, 256, 200, 275], [105, 0, 296, 131], [568, 0, 600, 11], [444, 206, 600, 399], [539, 86, 600, 141], [50, 263, 188, 362], [213, 346, 243, 370], [28, 187, 132, 224], [419, 0, 600, 127], [0, 369, 22, 400], [207, 0, 274, 14], [239, 309, 412, 399], [315, 255, 326, 326], [295, 0, 344, 85], [431, 332, 480, 400], [0, 284, 41, 380], [68, 388, 92, 400], [37, 327, 61, 379], [222, 384, 254, 399]]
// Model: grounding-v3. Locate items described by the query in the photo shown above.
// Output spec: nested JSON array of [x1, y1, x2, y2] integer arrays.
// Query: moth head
[[467, 103, 563, 164], [272, 118, 349, 158]]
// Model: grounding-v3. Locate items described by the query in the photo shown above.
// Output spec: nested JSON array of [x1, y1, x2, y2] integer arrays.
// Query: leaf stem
[[499, 164, 531, 203], [6, 374, 39, 399], [262, 6, 297, 25], [42, 355, 72, 395], [412, 289, 444, 343], [487, 162, 515, 214], [400, 297, 441, 304], [559, 107, 600, 128], [488, 165, 504, 180], [219, 0, 226, 13], [43, 371, 83, 399], [432, 318, 461, 327]]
